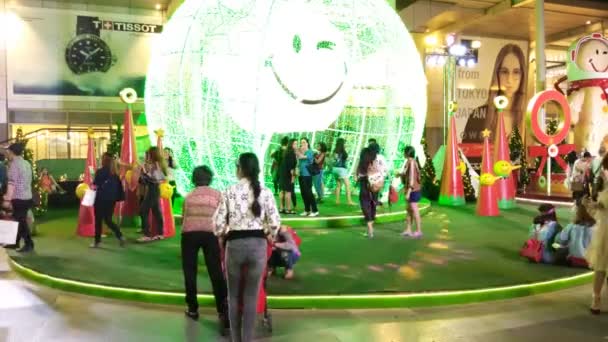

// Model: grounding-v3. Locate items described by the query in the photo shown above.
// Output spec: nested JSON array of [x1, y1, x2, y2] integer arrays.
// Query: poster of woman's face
[[457, 39, 528, 147]]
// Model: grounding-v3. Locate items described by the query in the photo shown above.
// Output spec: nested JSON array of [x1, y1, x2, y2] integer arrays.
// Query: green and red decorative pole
[[76, 128, 97, 237], [477, 129, 500, 216], [117, 88, 139, 224], [439, 101, 465, 206], [492, 96, 516, 209]]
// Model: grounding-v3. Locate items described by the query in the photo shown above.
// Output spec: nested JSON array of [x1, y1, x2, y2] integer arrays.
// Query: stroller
[[222, 241, 274, 333]]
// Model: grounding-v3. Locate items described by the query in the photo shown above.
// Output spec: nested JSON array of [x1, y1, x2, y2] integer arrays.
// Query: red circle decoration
[[526, 90, 571, 146], [547, 144, 559, 158]]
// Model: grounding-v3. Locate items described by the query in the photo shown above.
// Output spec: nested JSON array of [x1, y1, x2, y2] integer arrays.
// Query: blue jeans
[[313, 170, 324, 199], [269, 249, 300, 270]]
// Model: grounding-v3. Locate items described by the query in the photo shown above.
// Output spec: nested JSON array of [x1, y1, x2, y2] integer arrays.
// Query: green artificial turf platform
[[9, 203, 592, 309], [172, 195, 431, 228]]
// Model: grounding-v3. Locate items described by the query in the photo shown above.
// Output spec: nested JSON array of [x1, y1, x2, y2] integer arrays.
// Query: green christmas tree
[[534, 119, 567, 173], [106, 124, 123, 158], [14, 128, 45, 216], [509, 125, 530, 191], [420, 133, 439, 200]]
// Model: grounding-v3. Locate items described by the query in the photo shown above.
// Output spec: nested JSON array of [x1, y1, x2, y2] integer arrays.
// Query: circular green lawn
[[9, 203, 588, 298]]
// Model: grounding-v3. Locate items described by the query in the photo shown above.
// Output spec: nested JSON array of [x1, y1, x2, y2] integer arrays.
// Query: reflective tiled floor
[[1, 250, 607, 342]]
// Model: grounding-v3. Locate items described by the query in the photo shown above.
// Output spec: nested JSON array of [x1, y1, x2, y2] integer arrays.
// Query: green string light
[[145, 0, 427, 194]]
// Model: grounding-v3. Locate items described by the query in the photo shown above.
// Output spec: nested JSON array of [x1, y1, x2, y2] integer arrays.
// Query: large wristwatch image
[[65, 16, 116, 74]]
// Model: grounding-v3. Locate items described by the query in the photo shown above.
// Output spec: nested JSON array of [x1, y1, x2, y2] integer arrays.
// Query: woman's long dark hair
[[334, 138, 347, 162], [101, 152, 117, 175], [238, 153, 262, 218], [147, 146, 168, 176], [286, 138, 297, 156], [357, 147, 377, 176], [318, 142, 328, 153], [485, 44, 527, 133]]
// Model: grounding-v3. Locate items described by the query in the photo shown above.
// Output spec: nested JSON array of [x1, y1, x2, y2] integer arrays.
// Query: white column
[[0, 0, 9, 141], [534, 0, 546, 92]]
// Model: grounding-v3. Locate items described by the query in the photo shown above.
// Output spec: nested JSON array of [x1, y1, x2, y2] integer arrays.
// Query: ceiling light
[[467, 59, 476, 68], [458, 58, 466, 67], [445, 33, 456, 47], [424, 35, 438, 46], [449, 44, 466, 57], [155, 4, 162, 10], [586, 20, 591, 25], [471, 40, 481, 49]]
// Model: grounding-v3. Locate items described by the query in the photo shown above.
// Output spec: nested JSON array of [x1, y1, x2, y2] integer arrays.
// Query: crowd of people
[[522, 148, 608, 315]]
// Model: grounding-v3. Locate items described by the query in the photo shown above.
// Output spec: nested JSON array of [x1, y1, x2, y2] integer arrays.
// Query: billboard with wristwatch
[[6, 7, 162, 99]]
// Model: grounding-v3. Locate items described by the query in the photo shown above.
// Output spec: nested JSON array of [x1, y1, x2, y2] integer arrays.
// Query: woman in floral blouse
[[214, 152, 280, 342]]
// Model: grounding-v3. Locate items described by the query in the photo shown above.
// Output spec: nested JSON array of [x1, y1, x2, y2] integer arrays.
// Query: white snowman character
[[558, 33, 608, 154]]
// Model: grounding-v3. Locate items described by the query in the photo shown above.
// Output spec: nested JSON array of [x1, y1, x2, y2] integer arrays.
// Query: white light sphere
[[145, 0, 427, 193]]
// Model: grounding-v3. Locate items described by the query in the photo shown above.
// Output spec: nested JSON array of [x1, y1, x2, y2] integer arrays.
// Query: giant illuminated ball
[[145, 0, 427, 193]]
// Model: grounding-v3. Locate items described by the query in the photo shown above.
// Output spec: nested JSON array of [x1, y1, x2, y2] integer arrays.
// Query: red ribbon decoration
[[528, 144, 576, 175]]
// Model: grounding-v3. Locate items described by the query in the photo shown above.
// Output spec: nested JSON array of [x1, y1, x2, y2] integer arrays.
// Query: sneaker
[[153, 235, 165, 241], [401, 231, 413, 237], [137, 236, 153, 243], [89, 242, 101, 248], [412, 232, 423, 239], [119, 237, 126, 247], [4, 244, 19, 250], [185, 310, 199, 321], [309, 212, 319, 217], [279, 209, 286, 214], [300, 212, 310, 217]]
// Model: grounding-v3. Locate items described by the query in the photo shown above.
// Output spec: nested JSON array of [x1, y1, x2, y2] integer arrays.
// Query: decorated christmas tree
[[509, 126, 530, 191], [107, 124, 123, 158], [462, 161, 476, 202], [420, 133, 439, 200], [534, 119, 567, 173], [14, 128, 45, 216]]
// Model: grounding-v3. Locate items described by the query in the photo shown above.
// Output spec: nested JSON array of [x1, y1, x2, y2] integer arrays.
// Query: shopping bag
[[0, 220, 19, 245], [520, 238, 543, 263], [81, 189, 97, 207]]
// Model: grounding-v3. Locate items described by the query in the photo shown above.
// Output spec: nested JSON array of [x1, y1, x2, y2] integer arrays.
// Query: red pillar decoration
[[77, 128, 97, 237], [148, 129, 175, 238], [477, 129, 500, 216], [117, 103, 139, 222], [493, 111, 516, 209], [439, 112, 465, 206]]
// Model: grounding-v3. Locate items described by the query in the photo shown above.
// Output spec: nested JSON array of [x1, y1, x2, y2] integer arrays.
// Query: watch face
[[65, 34, 113, 74]]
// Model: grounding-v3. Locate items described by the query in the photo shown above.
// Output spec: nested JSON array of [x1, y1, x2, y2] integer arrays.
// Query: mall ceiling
[[44, 0, 171, 10], [400, 0, 608, 48]]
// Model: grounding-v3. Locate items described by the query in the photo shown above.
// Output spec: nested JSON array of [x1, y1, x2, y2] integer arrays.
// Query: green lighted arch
[[145, 0, 427, 193]]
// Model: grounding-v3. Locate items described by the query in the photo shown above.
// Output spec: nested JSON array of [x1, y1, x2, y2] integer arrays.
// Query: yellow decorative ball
[[75, 183, 89, 199], [160, 182, 174, 199], [493, 160, 512, 178], [479, 173, 498, 186], [125, 170, 134, 186]]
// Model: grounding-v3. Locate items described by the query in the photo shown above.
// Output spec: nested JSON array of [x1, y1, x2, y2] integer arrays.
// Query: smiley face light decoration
[[145, 0, 427, 192]]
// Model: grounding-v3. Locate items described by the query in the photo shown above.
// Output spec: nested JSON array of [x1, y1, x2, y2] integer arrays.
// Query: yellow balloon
[[160, 182, 174, 199], [493, 160, 521, 178], [125, 170, 133, 185], [456, 161, 466, 175], [75, 183, 89, 199], [479, 173, 500, 186]]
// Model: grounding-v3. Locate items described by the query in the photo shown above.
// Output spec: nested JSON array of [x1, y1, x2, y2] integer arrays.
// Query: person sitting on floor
[[268, 226, 301, 279], [555, 202, 595, 267], [529, 203, 563, 264]]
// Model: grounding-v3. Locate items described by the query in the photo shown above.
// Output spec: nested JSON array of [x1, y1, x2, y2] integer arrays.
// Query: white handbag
[[81, 189, 97, 207], [0, 220, 19, 245]]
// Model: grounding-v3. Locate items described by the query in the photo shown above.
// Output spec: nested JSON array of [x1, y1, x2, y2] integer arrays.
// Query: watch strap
[[76, 16, 100, 36]]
